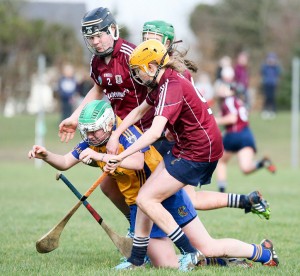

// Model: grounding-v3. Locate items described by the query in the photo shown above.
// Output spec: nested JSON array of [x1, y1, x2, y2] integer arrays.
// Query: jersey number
[[194, 86, 213, 115]]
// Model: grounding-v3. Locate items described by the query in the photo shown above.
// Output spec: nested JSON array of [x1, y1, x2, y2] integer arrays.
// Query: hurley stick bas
[[56, 172, 132, 258], [36, 172, 108, 254]]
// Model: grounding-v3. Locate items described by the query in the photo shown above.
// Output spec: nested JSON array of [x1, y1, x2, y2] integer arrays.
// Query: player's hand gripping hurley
[[36, 172, 108, 253]]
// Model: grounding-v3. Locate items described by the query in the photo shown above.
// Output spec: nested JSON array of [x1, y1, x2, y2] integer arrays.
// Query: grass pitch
[[0, 112, 299, 275]]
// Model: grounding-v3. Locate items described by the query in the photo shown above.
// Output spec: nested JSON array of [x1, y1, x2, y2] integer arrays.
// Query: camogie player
[[105, 39, 279, 270], [214, 66, 276, 192], [138, 20, 271, 219]]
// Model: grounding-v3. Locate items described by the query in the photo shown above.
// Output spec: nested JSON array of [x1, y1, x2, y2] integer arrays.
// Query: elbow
[[135, 163, 144, 170]]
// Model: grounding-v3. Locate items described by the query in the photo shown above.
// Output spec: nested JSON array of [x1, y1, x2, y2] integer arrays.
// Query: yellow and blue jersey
[[72, 116, 162, 206]]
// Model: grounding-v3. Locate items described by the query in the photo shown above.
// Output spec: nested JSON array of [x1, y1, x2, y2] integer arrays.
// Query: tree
[[0, 0, 84, 110], [189, 0, 300, 110]]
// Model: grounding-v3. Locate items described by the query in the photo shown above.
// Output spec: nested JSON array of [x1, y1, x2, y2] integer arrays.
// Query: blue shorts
[[163, 151, 218, 187], [223, 127, 256, 153], [152, 137, 174, 157], [129, 189, 197, 238]]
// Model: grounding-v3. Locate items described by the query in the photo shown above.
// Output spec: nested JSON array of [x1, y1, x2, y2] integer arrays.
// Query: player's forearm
[[113, 102, 151, 138], [101, 153, 144, 170], [113, 109, 143, 137], [43, 152, 76, 170], [118, 128, 160, 161]]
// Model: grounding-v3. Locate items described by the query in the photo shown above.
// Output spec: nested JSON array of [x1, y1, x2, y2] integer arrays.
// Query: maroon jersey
[[221, 96, 249, 133], [146, 69, 223, 162], [182, 69, 193, 82], [90, 38, 154, 132]]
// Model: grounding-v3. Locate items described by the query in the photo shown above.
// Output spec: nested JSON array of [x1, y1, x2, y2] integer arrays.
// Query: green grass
[[0, 112, 300, 275]]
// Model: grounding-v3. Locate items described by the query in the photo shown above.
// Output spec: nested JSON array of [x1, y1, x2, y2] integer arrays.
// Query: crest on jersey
[[126, 135, 137, 144], [115, 75, 123, 84], [178, 206, 188, 217]]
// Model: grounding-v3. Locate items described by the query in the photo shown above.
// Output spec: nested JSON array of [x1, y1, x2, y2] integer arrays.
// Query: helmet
[[129, 39, 170, 75], [78, 100, 115, 146], [81, 7, 119, 57], [129, 39, 170, 88], [142, 20, 175, 45]]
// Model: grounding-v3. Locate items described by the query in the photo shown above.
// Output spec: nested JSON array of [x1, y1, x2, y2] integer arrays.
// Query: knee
[[194, 239, 219, 257], [241, 168, 252, 175], [100, 182, 111, 196], [136, 193, 151, 210], [100, 178, 117, 198]]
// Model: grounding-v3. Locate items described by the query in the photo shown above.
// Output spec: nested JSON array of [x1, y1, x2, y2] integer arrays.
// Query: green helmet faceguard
[[142, 20, 175, 45], [78, 100, 115, 146]]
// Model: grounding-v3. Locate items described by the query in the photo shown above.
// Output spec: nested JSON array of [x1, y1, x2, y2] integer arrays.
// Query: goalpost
[[291, 57, 299, 168], [35, 55, 47, 168]]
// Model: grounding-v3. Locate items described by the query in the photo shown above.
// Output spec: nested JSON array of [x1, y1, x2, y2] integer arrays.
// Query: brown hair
[[167, 48, 198, 73]]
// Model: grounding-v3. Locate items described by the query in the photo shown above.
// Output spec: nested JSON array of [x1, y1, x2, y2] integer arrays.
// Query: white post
[[35, 55, 46, 168], [291, 57, 300, 168]]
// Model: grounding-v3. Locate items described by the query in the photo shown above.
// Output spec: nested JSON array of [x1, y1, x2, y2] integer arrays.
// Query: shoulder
[[114, 38, 136, 58]]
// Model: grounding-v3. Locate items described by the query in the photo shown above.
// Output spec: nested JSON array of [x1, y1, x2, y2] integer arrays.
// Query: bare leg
[[183, 217, 253, 258], [184, 186, 228, 210], [216, 151, 232, 192], [237, 147, 257, 174], [147, 238, 178, 268], [135, 161, 184, 236]]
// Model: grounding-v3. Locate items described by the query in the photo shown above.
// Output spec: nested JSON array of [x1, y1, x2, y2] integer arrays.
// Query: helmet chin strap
[[145, 40, 183, 89]]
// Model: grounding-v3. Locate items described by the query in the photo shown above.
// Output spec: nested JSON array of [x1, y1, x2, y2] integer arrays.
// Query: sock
[[168, 226, 196, 254], [206, 257, 227, 266], [125, 213, 131, 227], [217, 181, 227, 192], [256, 159, 264, 169], [128, 236, 150, 266], [227, 193, 247, 209], [248, 244, 271, 264]]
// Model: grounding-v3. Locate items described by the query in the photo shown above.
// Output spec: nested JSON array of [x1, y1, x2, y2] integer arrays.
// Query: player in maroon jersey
[[214, 67, 276, 193], [105, 39, 279, 270], [141, 20, 271, 219], [58, 7, 153, 142]]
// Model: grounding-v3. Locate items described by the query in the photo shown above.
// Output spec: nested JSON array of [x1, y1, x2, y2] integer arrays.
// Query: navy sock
[[256, 159, 264, 169], [227, 193, 248, 209], [128, 236, 149, 266], [168, 226, 196, 254], [206, 257, 227, 266], [217, 180, 227, 192]]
